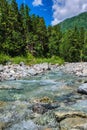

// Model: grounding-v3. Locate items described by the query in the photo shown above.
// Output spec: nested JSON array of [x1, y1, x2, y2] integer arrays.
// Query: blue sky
[[16, 0, 87, 26], [16, 0, 53, 26]]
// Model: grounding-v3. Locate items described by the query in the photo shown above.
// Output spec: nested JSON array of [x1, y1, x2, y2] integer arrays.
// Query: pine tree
[[0, 0, 9, 54], [48, 25, 62, 57]]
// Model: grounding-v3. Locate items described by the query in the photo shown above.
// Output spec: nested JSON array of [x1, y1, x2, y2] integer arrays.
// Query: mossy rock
[[39, 97, 53, 103], [33, 96, 53, 104], [0, 101, 7, 107]]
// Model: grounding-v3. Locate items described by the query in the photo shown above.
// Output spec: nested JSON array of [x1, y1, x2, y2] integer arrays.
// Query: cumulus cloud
[[32, 0, 43, 6], [52, 0, 87, 25]]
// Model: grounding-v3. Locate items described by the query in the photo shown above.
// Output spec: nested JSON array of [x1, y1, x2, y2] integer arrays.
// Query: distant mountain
[[58, 12, 87, 31]]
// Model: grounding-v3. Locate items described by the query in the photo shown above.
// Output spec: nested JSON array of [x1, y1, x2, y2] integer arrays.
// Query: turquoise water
[[0, 70, 80, 102]]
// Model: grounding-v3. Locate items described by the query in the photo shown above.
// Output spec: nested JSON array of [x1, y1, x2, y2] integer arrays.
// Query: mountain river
[[0, 68, 87, 130]]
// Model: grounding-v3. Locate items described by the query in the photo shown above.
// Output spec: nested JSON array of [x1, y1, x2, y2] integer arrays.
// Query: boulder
[[32, 97, 59, 115], [55, 111, 87, 130], [20, 62, 25, 66], [60, 117, 87, 130], [77, 83, 87, 94], [32, 104, 47, 114], [55, 111, 87, 122], [28, 68, 37, 76]]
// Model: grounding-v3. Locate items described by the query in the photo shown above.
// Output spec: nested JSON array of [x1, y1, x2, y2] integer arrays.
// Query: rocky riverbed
[[0, 63, 58, 81], [0, 62, 87, 130], [1, 62, 87, 81], [61, 62, 87, 77]]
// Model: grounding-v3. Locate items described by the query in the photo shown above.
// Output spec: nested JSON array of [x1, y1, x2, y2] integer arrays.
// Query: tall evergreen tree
[[48, 25, 62, 57]]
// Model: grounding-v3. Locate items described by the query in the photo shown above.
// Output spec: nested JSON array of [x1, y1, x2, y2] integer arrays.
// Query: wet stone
[[32, 97, 59, 114], [55, 111, 87, 122], [32, 104, 47, 114], [77, 83, 87, 95], [60, 117, 87, 130], [34, 111, 59, 129]]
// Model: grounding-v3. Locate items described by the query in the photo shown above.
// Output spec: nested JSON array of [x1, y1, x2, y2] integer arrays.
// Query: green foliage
[[47, 25, 62, 57], [0, 54, 64, 65], [0, 53, 11, 64], [11, 53, 35, 64], [0, 1, 87, 63], [30, 56, 64, 65], [11, 56, 26, 64]]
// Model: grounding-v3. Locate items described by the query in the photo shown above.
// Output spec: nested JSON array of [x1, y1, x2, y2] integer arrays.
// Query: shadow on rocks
[[32, 103, 60, 114]]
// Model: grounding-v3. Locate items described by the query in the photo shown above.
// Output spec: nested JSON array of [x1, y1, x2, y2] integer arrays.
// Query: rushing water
[[0, 69, 87, 130], [0, 69, 80, 101]]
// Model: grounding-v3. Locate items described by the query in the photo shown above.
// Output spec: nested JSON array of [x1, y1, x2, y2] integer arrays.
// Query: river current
[[0, 69, 80, 101]]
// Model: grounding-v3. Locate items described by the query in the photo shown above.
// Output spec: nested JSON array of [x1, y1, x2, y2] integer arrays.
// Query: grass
[[0, 53, 11, 64], [34, 56, 64, 65], [0, 53, 64, 65]]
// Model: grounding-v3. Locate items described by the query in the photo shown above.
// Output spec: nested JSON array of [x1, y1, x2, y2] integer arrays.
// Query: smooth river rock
[[77, 83, 87, 94], [55, 111, 87, 130], [60, 117, 87, 130], [55, 111, 87, 122]]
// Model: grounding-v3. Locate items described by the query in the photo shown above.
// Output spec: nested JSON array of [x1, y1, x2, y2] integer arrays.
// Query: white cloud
[[32, 0, 43, 6], [52, 0, 87, 25]]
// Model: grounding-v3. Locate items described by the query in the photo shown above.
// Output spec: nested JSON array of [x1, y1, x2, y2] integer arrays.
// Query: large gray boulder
[[77, 83, 87, 94]]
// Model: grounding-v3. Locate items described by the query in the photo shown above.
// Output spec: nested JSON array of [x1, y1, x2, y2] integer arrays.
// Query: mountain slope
[[58, 12, 87, 31]]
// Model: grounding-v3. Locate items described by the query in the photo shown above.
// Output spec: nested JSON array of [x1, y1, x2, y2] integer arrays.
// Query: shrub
[[0, 53, 11, 64]]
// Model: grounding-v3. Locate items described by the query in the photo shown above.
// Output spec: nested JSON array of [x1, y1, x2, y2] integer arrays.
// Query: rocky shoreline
[[61, 62, 87, 77], [1, 62, 87, 81], [0, 62, 58, 81]]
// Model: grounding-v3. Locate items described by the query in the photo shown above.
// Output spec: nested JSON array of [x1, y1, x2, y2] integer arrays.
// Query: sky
[[16, 0, 87, 26]]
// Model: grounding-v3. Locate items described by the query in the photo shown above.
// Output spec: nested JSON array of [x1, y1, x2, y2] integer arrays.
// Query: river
[[0, 69, 87, 130]]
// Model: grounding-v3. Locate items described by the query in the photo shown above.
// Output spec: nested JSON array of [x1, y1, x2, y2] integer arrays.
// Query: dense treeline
[[0, 0, 87, 62]]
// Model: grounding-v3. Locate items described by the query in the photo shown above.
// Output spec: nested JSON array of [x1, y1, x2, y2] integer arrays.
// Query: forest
[[0, 0, 87, 64]]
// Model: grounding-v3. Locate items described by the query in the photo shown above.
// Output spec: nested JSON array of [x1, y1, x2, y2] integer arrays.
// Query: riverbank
[[61, 62, 87, 77], [0, 63, 59, 81], [1, 62, 87, 81]]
